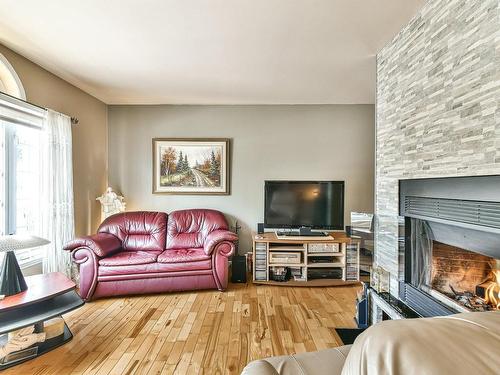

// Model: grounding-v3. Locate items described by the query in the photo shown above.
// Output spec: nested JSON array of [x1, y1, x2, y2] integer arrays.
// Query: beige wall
[[108, 105, 374, 251], [0, 44, 375, 245], [0, 44, 108, 236]]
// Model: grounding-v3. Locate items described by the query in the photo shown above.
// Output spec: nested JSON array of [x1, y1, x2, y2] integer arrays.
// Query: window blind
[[0, 92, 46, 129]]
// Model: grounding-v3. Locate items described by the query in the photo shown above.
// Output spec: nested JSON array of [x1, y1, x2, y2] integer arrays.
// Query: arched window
[[0, 52, 26, 100]]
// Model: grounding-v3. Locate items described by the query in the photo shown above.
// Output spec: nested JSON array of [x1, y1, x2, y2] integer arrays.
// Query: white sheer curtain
[[41, 109, 75, 276]]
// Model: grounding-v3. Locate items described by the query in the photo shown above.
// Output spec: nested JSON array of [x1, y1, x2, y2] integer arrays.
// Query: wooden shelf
[[0, 272, 76, 312], [269, 263, 306, 267], [0, 289, 83, 335], [307, 252, 344, 256], [253, 279, 361, 287], [268, 247, 306, 252], [254, 232, 352, 244], [0, 323, 73, 370]]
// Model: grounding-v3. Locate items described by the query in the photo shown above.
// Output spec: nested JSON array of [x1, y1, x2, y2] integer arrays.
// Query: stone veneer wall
[[375, 0, 500, 296]]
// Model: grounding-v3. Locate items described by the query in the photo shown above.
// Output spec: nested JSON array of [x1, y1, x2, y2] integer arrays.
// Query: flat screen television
[[264, 181, 344, 230]]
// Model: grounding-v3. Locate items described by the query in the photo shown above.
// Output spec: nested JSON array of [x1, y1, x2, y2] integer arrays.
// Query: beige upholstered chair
[[241, 311, 500, 375]]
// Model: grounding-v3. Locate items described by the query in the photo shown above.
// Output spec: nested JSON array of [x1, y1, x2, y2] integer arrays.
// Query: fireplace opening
[[406, 218, 500, 312], [430, 241, 499, 311]]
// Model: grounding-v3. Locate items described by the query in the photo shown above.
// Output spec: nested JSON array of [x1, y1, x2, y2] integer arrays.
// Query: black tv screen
[[264, 181, 344, 230]]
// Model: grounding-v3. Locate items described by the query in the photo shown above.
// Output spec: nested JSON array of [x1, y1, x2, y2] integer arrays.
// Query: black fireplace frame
[[400, 216, 456, 317], [398, 175, 500, 317]]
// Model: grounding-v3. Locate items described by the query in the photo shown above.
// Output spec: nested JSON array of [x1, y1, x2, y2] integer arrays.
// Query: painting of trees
[[160, 147, 176, 177], [154, 139, 229, 194], [209, 150, 219, 178], [176, 152, 190, 173], [176, 151, 184, 173]]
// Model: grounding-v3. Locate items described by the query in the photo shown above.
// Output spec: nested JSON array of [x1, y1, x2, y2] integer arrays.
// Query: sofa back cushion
[[166, 209, 228, 249], [98, 211, 167, 251]]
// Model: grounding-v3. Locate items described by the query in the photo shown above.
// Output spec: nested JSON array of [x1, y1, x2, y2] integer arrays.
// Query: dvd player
[[308, 268, 343, 280]]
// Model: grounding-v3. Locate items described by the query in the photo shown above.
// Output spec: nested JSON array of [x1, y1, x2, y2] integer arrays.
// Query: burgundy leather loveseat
[[64, 209, 237, 300]]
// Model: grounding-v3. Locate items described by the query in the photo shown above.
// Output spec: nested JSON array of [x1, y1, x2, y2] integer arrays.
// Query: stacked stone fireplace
[[399, 176, 500, 317], [374, 0, 500, 320]]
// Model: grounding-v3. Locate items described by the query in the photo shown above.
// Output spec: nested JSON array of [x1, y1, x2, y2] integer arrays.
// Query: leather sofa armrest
[[242, 345, 352, 375], [210, 239, 236, 291], [63, 233, 121, 258], [71, 247, 99, 301], [203, 230, 238, 256]]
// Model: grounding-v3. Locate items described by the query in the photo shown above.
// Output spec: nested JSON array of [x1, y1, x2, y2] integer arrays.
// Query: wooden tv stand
[[252, 231, 361, 287]]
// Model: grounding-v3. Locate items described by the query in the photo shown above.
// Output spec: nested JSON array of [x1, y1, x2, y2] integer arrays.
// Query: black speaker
[[257, 223, 264, 234], [231, 255, 247, 283]]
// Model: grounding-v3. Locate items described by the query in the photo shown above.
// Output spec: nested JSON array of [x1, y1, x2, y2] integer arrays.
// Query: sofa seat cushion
[[157, 248, 210, 263], [98, 251, 162, 266], [98, 258, 212, 277]]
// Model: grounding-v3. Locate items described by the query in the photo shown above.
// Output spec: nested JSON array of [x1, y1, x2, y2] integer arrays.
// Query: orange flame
[[484, 270, 500, 310]]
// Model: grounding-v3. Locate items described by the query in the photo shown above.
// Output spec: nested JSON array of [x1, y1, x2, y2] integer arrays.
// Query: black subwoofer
[[231, 255, 247, 283]]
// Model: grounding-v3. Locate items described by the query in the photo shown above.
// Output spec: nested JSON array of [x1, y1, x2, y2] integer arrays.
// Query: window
[[1, 122, 43, 267], [0, 54, 46, 268]]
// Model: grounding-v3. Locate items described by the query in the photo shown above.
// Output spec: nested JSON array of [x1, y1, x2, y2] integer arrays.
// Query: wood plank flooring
[[6, 281, 360, 375]]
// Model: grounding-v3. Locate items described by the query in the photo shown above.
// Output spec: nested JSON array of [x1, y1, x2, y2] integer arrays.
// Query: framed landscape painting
[[153, 138, 230, 195]]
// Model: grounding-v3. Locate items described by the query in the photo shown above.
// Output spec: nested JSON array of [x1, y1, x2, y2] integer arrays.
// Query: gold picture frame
[[152, 138, 230, 195]]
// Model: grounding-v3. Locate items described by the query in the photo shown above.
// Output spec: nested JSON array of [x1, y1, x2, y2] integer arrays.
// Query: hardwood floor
[[7, 281, 360, 375]]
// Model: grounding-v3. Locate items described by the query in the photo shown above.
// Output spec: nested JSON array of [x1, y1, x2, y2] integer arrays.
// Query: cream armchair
[[241, 311, 500, 375]]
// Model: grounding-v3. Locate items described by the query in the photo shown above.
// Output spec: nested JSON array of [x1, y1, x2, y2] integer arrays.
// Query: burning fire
[[484, 269, 500, 310]]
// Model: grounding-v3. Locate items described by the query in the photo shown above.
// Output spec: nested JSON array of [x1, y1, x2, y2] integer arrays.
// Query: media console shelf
[[252, 231, 361, 287]]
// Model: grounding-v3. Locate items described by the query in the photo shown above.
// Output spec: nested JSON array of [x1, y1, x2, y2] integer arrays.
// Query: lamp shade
[[0, 234, 50, 253], [0, 235, 50, 297]]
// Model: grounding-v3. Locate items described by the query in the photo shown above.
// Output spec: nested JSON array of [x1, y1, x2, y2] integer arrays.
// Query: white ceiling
[[0, 1, 425, 105]]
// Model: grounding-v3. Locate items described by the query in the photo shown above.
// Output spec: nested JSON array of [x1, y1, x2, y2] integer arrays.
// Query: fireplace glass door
[[407, 218, 500, 311]]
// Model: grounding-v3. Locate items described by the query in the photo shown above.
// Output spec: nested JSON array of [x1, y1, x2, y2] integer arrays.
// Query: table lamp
[[0, 235, 50, 297]]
